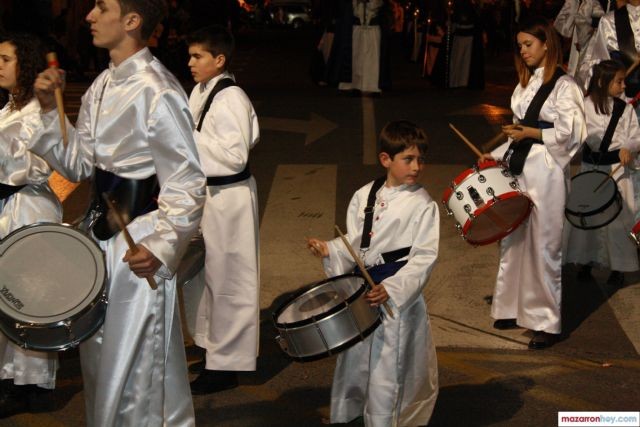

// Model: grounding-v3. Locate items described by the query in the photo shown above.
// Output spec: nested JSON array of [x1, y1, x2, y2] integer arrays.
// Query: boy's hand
[[306, 237, 329, 258], [366, 283, 389, 307], [34, 68, 65, 113], [123, 244, 162, 278]]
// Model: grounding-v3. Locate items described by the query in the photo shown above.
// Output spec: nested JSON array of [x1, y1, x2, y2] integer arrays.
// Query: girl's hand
[[365, 284, 389, 306], [502, 124, 538, 142], [306, 237, 329, 258], [619, 148, 632, 167]]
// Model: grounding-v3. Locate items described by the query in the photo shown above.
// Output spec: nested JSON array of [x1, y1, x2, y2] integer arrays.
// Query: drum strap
[[614, 8, 640, 98], [0, 183, 26, 201], [360, 176, 387, 251], [503, 67, 564, 176], [196, 78, 237, 132], [583, 98, 626, 165], [90, 169, 160, 241]]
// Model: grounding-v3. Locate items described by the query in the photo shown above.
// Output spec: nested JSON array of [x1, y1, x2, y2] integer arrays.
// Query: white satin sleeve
[[194, 87, 259, 176], [379, 199, 439, 313], [591, 12, 617, 61], [554, 0, 577, 38], [541, 77, 587, 169], [29, 80, 99, 182], [622, 103, 640, 152], [138, 89, 206, 276]]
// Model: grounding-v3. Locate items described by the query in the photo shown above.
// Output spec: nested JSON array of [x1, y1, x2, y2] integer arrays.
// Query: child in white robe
[[307, 120, 439, 427], [564, 59, 640, 286]]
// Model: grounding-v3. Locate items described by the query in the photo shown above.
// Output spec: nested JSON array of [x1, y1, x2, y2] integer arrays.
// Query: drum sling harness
[[88, 169, 159, 241], [355, 177, 412, 284], [612, 8, 640, 98], [0, 183, 25, 201], [503, 67, 564, 176], [197, 78, 252, 186], [583, 97, 626, 165]]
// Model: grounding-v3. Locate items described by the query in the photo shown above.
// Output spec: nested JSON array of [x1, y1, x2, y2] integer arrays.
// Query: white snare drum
[[273, 274, 380, 361], [0, 223, 107, 351], [442, 160, 533, 245], [565, 170, 622, 230]]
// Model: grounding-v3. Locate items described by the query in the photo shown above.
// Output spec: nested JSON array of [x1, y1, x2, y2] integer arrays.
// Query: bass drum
[[273, 274, 380, 361], [0, 223, 107, 351]]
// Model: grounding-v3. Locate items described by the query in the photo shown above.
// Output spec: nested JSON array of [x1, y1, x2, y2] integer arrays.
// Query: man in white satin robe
[[31, 0, 205, 425]]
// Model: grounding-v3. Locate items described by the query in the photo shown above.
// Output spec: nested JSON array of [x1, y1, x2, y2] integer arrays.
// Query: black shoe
[[577, 265, 592, 280], [188, 360, 205, 374], [493, 318, 519, 330], [0, 381, 29, 419], [607, 271, 625, 287], [190, 370, 239, 395], [528, 331, 559, 350]]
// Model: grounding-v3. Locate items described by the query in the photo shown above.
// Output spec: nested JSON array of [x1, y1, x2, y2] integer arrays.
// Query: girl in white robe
[[307, 121, 439, 427], [480, 17, 587, 349], [0, 33, 60, 417], [564, 60, 640, 284]]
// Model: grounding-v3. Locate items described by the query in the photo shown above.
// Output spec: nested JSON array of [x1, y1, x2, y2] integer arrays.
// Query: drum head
[[275, 274, 364, 326], [466, 194, 532, 245], [0, 223, 106, 325], [566, 170, 617, 215]]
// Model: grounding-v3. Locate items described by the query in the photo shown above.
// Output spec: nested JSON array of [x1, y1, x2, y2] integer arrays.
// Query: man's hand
[[122, 244, 162, 278], [34, 68, 65, 113]]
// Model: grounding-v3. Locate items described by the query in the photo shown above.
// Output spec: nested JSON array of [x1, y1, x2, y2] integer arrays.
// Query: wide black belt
[[90, 168, 159, 240], [354, 246, 412, 284], [206, 164, 251, 186], [0, 183, 25, 201], [582, 146, 621, 165]]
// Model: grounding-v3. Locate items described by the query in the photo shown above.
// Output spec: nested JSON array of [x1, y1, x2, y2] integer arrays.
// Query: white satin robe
[[490, 68, 586, 334], [564, 98, 640, 272], [29, 48, 205, 427], [189, 72, 260, 371], [322, 182, 439, 427], [0, 98, 61, 389]]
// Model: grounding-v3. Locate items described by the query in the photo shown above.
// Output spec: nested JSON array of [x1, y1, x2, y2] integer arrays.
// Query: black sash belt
[[91, 168, 159, 241], [0, 183, 25, 201], [206, 164, 251, 186]]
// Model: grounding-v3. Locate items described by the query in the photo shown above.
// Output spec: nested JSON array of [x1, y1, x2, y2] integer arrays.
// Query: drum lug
[[441, 201, 453, 216], [478, 174, 486, 183], [509, 181, 518, 189], [464, 204, 475, 219], [455, 191, 464, 201], [501, 168, 512, 178], [275, 335, 289, 354]]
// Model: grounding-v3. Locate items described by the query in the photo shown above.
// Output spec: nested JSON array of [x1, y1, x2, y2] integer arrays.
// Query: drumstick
[[449, 123, 484, 157], [483, 131, 506, 152], [627, 57, 640, 77], [594, 164, 623, 192], [334, 225, 394, 318], [45, 52, 68, 147], [101, 193, 158, 290]]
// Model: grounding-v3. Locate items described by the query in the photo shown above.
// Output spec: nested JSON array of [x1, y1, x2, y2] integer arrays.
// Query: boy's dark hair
[[379, 120, 428, 158], [587, 59, 626, 115], [119, 0, 168, 40], [187, 25, 235, 68], [0, 32, 46, 111]]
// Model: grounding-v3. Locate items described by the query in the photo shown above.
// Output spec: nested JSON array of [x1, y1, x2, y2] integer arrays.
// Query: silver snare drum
[[0, 223, 107, 351], [273, 274, 381, 361], [565, 170, 622, 230]]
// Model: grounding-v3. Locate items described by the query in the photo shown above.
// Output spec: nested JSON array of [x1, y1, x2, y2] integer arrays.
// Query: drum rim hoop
[[272, 273, 367, 328], [463, 193, 533, 245], [565, 193, 622, 229]]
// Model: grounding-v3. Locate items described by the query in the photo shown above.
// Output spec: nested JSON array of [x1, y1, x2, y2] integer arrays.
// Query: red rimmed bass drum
[[442, 160, 533, 245]]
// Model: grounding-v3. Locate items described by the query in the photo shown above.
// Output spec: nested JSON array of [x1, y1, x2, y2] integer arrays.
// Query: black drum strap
[[0, 183, 25, 201], [503, 67, 564, 176], [196, 78, 237, 132], [600, 97, 626, 153], [360, 177, 386, 251]]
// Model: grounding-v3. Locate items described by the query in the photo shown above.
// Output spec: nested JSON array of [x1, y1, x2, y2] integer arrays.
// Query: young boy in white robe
[[564, 59, 640, 286], [186, 25, 260, 394], [307, 120, 439, 427]]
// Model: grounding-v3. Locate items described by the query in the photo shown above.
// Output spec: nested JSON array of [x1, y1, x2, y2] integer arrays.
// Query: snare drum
[[565, 170, 622, 230], [273, 274, 380, 361], [442, 160, 533, 245], [0, 223, 107, 351]]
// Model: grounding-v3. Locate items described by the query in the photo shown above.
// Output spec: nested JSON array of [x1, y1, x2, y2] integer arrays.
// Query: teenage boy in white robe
[[307, 120, 439, 427], [31, 0, 205, 425], [186, 25, 260, 394]]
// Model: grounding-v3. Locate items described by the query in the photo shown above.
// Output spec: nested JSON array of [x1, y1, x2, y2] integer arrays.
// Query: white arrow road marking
[[260, 113, 337, 145]]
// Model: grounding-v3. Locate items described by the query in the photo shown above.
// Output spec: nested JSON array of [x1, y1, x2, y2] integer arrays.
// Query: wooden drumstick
[[594, 164, 623, 192], [449, 123, 484, 158], [483, 131, 506, 152], [101, 193, 158, 290], [45, 52, 68, 147], [334, 225, 394, 318], [626, 56, 640, 77]]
